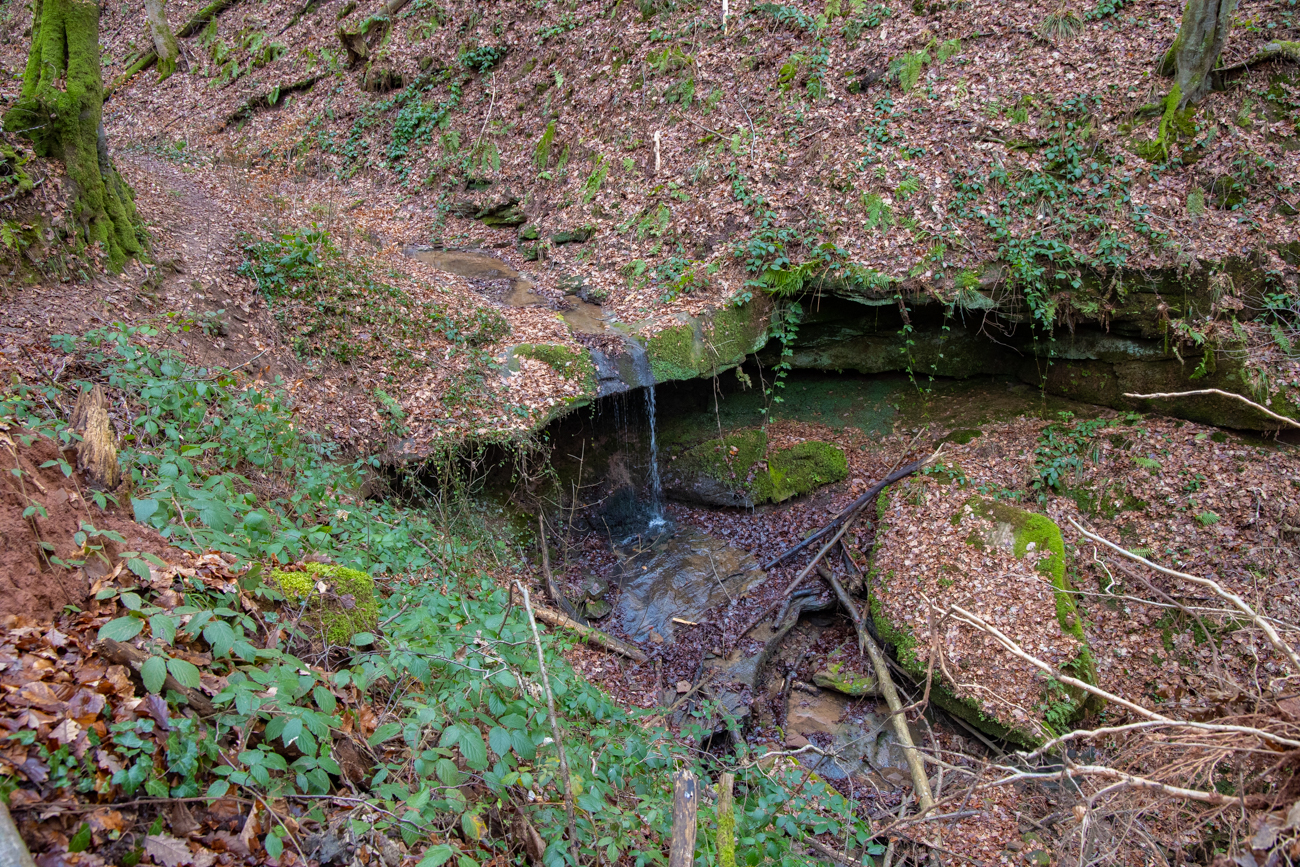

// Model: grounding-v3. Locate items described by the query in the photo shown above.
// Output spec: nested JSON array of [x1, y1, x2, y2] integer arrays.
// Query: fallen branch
[[527, 602, 648, 663], [762, 454, 934, 571], [979, 762, 1245, 807], [825, 570, 935, 813], [1122, 388, 1300, 430], [515, 581, 581, 867], [97, 639, 217, 716], [946, 605, 1300, 750], [1019, 719, 1299, 762], [1069, 517, 1300, 672], [537, 514, 587, 625], [222, 75, 323, 127]]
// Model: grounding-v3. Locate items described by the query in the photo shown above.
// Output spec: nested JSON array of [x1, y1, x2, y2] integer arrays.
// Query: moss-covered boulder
[[869, 486, 1095, 745], [663, 429, 848, 507], [272, 562, 379, 645], [643, 300, 769, 383]]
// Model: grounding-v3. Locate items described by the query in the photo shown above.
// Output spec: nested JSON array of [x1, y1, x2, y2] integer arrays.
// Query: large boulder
[[663, 429, 848, 508], [870, 480, 1095, 745]]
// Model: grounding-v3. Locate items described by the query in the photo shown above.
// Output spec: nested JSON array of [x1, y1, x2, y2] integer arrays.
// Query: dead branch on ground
[[1122, 388, 1300, 430], [1069, 518, 1300, 672]]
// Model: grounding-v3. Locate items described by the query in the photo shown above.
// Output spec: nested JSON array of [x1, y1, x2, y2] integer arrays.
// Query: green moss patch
[[512, 343, 596, 392], [272, 562, 379, 645], [644, 301, 768, 383]]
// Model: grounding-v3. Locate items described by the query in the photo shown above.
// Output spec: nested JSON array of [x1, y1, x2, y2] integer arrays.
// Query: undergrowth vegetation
[[1, 321, 881, 866]]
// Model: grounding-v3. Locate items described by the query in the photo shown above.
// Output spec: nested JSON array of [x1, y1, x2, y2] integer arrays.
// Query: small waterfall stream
[[628, 342, 666, 529]]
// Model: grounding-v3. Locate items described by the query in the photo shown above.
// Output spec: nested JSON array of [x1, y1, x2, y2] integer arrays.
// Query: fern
[[534, 120, 556, 170], [895, 176, 921, 201], [582, 155, 608, 203], [936, 38, 961, 63], [889, 42, 931, 92], [862, 192, 893, 232]]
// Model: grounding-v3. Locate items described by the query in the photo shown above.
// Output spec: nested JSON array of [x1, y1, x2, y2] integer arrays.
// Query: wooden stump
[[669, 769, 698, 867]]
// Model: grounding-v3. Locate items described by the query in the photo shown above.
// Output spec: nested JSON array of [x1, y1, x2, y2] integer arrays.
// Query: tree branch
[[1122, 388, 1300, 430], [1068, 517, 1300, 672]]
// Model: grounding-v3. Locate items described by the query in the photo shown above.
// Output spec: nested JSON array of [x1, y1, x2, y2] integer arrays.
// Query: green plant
[[457, 44, 506, 73], [3, 323, 884, 865], [1039, 6, 1083, 41], [1032, 413, 1112, 497]]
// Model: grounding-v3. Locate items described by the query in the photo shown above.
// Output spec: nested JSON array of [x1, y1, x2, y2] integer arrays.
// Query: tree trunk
[[144, 0, 181, 80], [1160, 0, 1239, 107], [2, 0, 141, 271]]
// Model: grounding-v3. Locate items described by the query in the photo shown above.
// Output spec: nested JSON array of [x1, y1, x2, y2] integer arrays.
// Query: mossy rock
[[663, 429, 847, 507], [813, 665, 878, 697], [272, 562, 378, 645], [643, 300, 769, 383], [869, 491, 1095, 746], [1025, 351, 1300, 431], [551, 225, 595, 244]]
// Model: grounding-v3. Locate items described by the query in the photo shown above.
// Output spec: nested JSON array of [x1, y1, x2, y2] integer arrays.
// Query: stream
[[413, 246, 1094, 802]]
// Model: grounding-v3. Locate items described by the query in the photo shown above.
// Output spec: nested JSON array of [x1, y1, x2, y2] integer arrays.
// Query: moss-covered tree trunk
[[1159, 0, 1239, 107], [144, 0, 181, 80], [3, 0, 142, 271]]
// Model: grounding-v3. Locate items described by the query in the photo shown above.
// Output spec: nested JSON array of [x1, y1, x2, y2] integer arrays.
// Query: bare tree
[[144, 0, 181, 80], [1158, 0, 1238, 107]]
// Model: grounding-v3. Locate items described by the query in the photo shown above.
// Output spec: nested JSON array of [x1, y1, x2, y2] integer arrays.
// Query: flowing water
[[628, 342, 665, 529]]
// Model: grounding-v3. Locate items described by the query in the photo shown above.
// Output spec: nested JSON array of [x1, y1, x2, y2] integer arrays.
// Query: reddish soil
[[0, 427, 181, 621]]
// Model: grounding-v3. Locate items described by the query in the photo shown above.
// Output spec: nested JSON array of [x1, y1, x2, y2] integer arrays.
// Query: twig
[[762, 451, 936, 570], [1069, 518, 1300, 672], [946, 604, 1300, 750], [0, 176, 45, 205], [978, 763, 1245, 807], [1122, 388, 1300, 430], [515, 581, 581, 866], [679, 115, 734, 142]]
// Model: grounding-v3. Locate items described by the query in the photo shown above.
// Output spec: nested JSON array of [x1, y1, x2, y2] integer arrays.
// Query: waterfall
[[627, 342, 665, 529]]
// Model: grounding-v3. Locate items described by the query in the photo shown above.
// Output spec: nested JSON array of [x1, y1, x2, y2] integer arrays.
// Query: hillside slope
[[1, 0, 1298, 448]]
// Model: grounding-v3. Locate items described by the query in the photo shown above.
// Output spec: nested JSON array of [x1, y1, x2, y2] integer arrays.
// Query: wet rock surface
[[615, 526, 766, 644]]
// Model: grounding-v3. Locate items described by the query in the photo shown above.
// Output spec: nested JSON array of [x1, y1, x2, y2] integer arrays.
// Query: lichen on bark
[[3, 0, 143, 271]]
